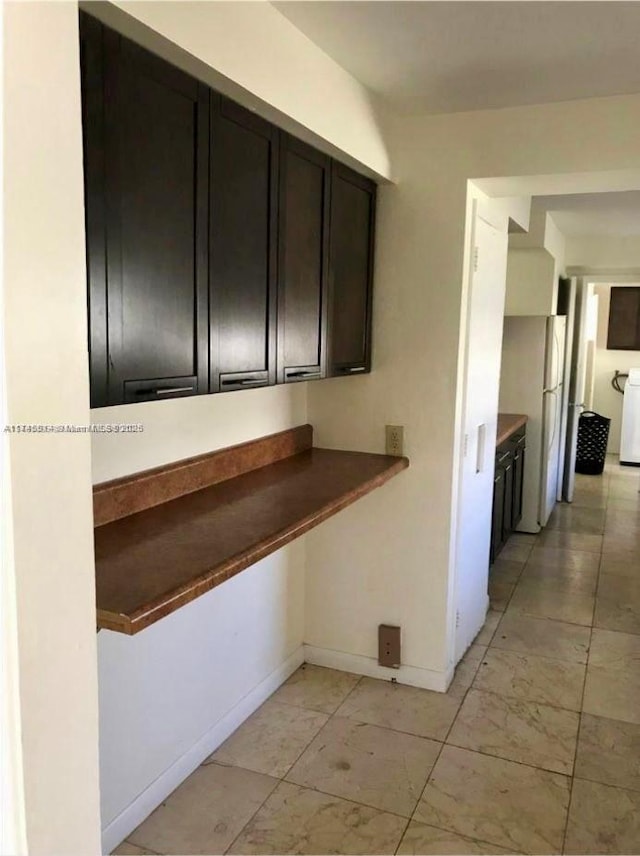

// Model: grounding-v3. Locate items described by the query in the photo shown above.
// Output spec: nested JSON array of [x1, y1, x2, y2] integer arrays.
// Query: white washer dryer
[[621, 368, 640, 466]]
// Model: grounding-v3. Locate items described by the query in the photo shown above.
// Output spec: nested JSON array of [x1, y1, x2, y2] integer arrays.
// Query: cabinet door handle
[[155, 386, 194, 395], [221, 378, 268, 388], [286, 371, 321, 380], [340, 366, 366, 374]]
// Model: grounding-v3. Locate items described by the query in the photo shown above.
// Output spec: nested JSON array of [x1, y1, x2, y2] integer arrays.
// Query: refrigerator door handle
[[545, 389, 558, 454]]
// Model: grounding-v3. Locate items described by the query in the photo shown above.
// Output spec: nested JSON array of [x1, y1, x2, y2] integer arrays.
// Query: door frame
[[563, 271, 640, 498]]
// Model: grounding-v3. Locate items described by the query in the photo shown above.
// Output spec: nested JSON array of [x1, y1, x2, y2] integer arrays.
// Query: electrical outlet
[[378, 624, 401, 668], [385, 425, 404, 456]]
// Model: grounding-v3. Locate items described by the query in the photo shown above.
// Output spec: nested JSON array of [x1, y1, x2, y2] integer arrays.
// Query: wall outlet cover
[[385, 425, 404, 456], [378, 624, 401, 668]]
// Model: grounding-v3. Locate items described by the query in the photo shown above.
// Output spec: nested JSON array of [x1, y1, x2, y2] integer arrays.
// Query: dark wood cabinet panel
[[607, 287, 640, 350], [209, 96, 278, 392], [511, 434, 526, 529], [502, 453, 514, 543], [490, 426, 527, 560], [277, 136, 330, 384], [81, 13, 378, 407], [328, 163, 376, 376], [491, 464, 505, 563], [82, 14, 209, 407], [80, 12, 108, 408]]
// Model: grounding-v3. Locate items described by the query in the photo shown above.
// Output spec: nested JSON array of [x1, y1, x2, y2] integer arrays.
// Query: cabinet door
[[85, 18, 209, 406], [328, 163, 376, 377], [512, 434, 526, 528], [491, 465, 505, 562], [502, 454, 514, 541], [80, 12, 107, 407], [277, 136, 330, 384], [209, 96, 278, 392]]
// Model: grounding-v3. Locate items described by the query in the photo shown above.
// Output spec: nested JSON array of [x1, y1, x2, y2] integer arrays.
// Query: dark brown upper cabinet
[[81, 13, 209, 407], [607, 287, 640, 350], [209, 96, 278, 393], [80, 13, 377, 408], [328, 163, 376, 377], [277, 136, 330, 384]]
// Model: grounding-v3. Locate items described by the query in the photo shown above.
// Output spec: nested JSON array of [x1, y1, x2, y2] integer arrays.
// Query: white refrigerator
[[499, 316, 567, 532]]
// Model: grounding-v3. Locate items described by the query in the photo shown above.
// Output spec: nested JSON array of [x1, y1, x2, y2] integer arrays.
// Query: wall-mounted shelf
[[94, 425, 409, 634]]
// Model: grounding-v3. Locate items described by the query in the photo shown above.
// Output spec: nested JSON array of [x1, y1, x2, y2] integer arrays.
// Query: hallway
[[115, 459, 640, 856]]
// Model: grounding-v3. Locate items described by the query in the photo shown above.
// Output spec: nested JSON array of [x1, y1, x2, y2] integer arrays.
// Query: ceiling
[[537, 192, 640, 238], [273, 1, 640, 114]]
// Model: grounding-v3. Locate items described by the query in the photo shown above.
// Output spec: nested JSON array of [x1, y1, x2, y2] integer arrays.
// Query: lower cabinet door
[[512, 436, 526, 528], [491, 466, 505, 562], [502, 456, 514, 541]]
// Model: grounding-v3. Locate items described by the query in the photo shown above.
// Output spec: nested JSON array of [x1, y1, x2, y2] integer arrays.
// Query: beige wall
[[504, 247, 557, 316], [566, 235, 640, 272], [306, 93, 640, 681], [89, 0, 392, 181], [3, 3, 102, 853]]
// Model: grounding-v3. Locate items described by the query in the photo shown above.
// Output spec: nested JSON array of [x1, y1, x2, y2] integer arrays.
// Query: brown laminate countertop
[[95, 446, 408, 634], [496, 413, 528, 447]]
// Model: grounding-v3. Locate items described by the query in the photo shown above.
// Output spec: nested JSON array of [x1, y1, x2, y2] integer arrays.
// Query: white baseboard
[[101, 645, 304, 855], [304, 644, 451, 693]]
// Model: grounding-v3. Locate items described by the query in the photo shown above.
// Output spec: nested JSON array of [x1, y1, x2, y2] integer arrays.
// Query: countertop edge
[[97, 452, 409, 635], [496, 413, 528, 447]]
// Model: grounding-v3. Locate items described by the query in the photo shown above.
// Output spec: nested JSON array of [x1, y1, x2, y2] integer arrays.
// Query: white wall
[[3, 3, 102, 853], [592, 284, 640, 454], [94, 388, 309, 847], [88, 0, 392, 182], [306, 93, 640, 686], [505, 247, 557, 316], [85, 2, 392, 850], [566, 235, 640, 272], [506, 202, 566, 315]]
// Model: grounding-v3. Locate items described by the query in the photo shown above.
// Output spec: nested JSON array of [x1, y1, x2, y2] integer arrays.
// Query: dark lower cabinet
[[491, 427, 527, 560], [210, 96, 278, 393], [511, 433, 526, 529], [81, 12, 376, 408], [502, 452, 514, 543], [328, 163, 376, 377], [491, 465, 505, 562], [81, 13, 209, 407], [277, 136, 330, 384]]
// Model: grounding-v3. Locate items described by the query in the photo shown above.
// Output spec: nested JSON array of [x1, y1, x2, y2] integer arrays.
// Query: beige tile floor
[[114, 458, 640, 856]]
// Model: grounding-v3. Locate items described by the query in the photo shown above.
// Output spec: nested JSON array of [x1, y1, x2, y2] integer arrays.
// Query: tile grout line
[[279, 669, 459, 854], [223, 672, 366, 855], [399, 632, 504, 853], [561, 472, 610, 855]]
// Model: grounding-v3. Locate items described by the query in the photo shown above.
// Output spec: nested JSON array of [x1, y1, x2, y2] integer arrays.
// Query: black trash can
[[575, 411, 611, 475]]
